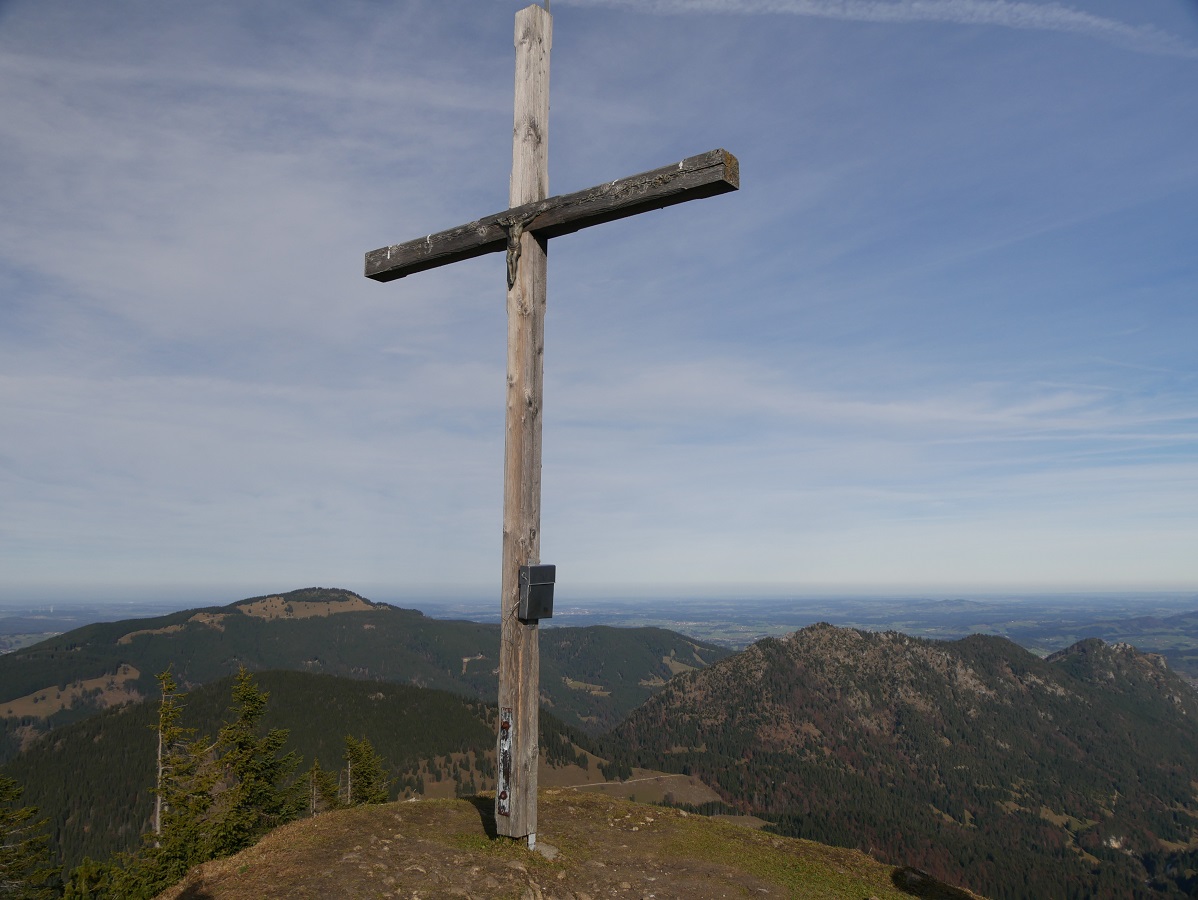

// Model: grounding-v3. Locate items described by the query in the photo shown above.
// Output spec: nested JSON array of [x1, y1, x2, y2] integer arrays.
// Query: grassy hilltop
[[152, 791, 982, 900]]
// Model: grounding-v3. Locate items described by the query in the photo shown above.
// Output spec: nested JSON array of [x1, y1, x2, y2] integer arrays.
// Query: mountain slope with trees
[[601, 624, 1198, 899], [0, 587, 727, 759], [2, 670, 596, 871], [994, 608, 1198, 686]]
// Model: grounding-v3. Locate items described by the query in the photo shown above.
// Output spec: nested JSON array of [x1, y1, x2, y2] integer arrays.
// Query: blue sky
[[1, 0, 1196, 603]]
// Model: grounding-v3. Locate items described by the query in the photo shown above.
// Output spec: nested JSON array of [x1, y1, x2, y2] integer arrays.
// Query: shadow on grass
[[465, 794, 499, 840], [891, 866, 977, 899], [175, 882, 217, 900]]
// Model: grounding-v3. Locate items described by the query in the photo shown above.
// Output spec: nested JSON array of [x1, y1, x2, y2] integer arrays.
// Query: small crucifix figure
[[364, 4, 737, 846]]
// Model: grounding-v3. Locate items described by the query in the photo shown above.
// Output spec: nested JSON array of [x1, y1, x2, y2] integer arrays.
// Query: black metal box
[[518, 564, 555, 621]]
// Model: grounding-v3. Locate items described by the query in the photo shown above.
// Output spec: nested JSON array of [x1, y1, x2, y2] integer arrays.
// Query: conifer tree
[[111, 667, 303, 900], [123, 672, 217, 896], [206, 668, 302, 856], [0, 775, 53, 899], [152, 667, 194, 838], [304, 759, 340, 816], [342, 736, 389, 805], [61, 856, 116, 900]]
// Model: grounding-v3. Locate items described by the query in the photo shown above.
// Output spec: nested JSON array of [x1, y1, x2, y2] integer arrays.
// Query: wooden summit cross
[[364, 3, 737, 845]]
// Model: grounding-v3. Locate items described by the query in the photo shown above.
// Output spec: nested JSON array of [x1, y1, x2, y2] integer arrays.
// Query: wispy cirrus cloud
[[554, 0, 1198, 58]]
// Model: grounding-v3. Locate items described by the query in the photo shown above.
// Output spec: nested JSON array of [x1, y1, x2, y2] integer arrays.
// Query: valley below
[[2, 586, 1197, 898]]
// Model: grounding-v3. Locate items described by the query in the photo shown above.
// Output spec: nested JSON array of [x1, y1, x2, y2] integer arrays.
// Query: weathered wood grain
[[364, 148, 738, 282], [363, 0, 739, 851], [495, 2, 550, 844]]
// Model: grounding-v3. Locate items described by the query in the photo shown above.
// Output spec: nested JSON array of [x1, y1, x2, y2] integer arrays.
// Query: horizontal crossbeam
[[365, 148, 739, 282]]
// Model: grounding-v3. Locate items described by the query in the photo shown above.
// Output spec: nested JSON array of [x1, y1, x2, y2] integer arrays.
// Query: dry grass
[[663, 654, 698, 675], [119, 612, 233, 644], [154, 791, 978, 900], [562, 677, 609, 697], [2, 664, 141, 719], [117, 624, 186, 645], [562, 769, 722, 807], [237, 595, 375, 620]]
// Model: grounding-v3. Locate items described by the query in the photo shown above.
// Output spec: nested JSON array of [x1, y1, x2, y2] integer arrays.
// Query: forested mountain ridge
[[1045, 635, 1195, 703], [997, 608, 1198, 687], [2, 670, 595, 870], [602, 623, 1198, 899], [0, 587, 727, 758]]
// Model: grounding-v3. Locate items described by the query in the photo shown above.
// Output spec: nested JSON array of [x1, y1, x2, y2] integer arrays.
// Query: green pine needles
[[342, 735, 389, 806], [71, 666, 387, 900], [205, 668, 302, 857], [0, 774, 54, 899]]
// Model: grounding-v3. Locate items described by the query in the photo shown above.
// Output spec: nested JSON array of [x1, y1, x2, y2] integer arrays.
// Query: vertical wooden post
[[365, 0, 735, 848], [496, 3, 551, 844]]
